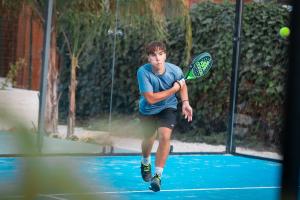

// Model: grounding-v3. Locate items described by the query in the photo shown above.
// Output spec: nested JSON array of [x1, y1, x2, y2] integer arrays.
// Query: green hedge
[[58, 2, 290, 148], [178, 2, 289, 148]]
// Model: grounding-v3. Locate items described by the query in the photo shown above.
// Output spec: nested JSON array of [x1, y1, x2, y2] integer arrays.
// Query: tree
[[58, 11, 105, 137]]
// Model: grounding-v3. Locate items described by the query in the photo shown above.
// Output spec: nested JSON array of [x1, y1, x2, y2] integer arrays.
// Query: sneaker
[[149, 174, 161, 192], [141, 163, 152, 182]]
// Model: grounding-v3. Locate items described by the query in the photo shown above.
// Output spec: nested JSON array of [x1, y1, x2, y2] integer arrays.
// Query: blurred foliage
[[0, 0, 23, 11], [1, 58, 26, 89], [0, 108, 106, 200], [57, 2, 289, 149]]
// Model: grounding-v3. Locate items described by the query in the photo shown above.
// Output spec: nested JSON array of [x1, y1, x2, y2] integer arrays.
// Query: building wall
[[15, 4, 43, 90], [0, 4, 44, 90], [0, 9, 18, 78]]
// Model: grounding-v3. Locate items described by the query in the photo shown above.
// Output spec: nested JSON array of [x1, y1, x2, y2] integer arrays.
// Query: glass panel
[[0, 1, 242, 156], [234, 2, 289, 160], [54, 1, 229, 155]]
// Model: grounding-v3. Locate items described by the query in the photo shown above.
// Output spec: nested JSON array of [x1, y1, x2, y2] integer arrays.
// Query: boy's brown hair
[[145, 41, 166, 55]]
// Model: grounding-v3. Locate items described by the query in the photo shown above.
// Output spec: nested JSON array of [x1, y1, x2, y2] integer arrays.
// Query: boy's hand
[[173, 78, 185, 91], [177, 78, 185, 87], [182, 101, 193, 122]]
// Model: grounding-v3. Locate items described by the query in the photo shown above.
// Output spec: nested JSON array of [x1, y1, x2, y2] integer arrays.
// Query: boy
[[137, 41, 193, 192]]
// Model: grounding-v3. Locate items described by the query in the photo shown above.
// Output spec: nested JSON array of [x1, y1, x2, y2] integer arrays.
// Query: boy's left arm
[[180, 84, 193, 122]]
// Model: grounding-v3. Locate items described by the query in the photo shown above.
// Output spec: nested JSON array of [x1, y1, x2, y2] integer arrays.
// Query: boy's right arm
[[143, 79, 185, 105]]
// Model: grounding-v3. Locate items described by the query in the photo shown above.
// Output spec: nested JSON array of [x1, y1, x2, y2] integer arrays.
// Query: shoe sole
[[149, 182, 160, 192]]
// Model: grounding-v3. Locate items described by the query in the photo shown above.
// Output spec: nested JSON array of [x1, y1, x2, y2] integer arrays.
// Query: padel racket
[[184, 52, 213, 80]]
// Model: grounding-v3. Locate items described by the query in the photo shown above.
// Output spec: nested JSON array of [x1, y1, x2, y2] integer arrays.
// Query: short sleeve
[[137, 68, 153, 93], [178, 68, 184, 80], [172, 64, 184, 80]]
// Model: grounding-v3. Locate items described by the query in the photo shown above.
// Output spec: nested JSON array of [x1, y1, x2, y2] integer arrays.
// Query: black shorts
[[139, 108, 177, 136]]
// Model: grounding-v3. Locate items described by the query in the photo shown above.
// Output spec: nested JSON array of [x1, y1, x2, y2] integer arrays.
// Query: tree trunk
[[45, 24, 60, 134], [67, 55, 77, 137]]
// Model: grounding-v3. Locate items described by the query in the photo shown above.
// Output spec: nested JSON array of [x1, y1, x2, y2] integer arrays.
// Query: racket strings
[[185, 52, 212, 80], [192, 56, 212, 77]]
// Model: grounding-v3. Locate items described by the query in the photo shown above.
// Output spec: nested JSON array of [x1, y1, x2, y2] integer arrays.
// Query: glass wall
[[0, 0, 290, 157], [233, 2, 290, 160]]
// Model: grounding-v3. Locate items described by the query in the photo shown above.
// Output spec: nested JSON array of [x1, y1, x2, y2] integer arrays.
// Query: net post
[[37, 0, 54, 153], [226, 0, 244, 154]]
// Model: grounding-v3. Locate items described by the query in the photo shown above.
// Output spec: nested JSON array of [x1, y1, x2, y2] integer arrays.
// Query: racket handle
[[173, 78, 185, 89], [177, 78, 186, 86]]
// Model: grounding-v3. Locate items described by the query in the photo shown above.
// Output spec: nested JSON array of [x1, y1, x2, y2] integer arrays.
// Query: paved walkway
[[0, 131, 135, 155]]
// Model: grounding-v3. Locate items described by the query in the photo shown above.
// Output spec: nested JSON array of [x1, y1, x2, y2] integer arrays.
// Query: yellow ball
[[279, 27, 290, 38]]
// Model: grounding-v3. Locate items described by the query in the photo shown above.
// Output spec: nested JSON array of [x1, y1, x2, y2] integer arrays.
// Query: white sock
[[141, 156, 151, 165], [155, 167, 163, 177]]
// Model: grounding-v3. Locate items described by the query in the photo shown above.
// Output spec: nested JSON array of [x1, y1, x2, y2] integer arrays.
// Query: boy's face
[[148, 48, 166, 68]]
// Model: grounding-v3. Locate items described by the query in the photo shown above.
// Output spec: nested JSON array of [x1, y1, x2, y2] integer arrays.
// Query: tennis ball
[[279, 27, 290, 38]]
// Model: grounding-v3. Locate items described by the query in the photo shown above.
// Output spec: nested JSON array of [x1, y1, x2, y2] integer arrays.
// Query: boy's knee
[[159, 134, 170, 143]]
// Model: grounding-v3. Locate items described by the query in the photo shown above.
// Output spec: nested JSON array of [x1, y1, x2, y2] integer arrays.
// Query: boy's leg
[[155, 108, 176, 170], [140, 132, 156, 182], [139, 114, 157, 157], [155, 127, 172, 168], [141, 131, 157, 158], [149, 127, 172, 192], [139, 115, 157, 182], [150, 108, 176, 192]]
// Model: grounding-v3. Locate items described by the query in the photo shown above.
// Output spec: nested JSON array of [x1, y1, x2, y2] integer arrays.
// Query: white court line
[[45, 186, 282, 196], [2, 186, 283, 199]]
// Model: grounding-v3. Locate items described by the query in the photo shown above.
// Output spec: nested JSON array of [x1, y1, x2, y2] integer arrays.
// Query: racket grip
[[174, 80, 182, 90], [177, 78, 185, 87]]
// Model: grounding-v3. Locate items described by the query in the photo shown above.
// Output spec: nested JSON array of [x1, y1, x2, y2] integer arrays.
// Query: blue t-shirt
[[137, 62, 184, 115]]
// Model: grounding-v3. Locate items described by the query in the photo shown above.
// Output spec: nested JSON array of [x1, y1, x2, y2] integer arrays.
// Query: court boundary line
[[103, 186, 282, 194]]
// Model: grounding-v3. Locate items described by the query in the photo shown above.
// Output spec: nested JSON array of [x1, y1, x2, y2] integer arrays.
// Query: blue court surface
[[0, 154, 281, 200]]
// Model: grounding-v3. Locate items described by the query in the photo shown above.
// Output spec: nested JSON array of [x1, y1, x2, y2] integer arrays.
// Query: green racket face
[[186, 52, 213, 80]]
